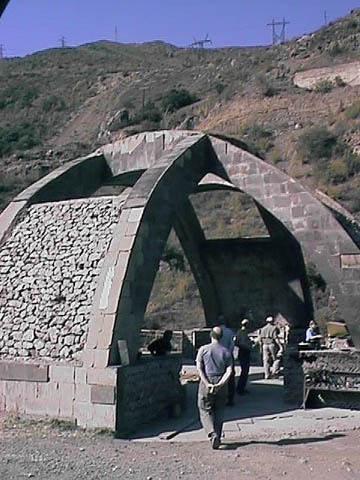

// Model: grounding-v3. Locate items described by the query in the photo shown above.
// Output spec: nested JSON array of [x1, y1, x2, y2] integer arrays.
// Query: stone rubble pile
[[0, 196, 125, 362]]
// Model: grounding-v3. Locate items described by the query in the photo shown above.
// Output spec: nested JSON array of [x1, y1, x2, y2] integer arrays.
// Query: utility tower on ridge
[[0, 44, 4, 59], [189, 34, 212, 49], [267, 18, 290, 45]]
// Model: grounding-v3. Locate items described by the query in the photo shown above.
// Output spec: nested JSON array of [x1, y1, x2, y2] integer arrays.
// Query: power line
[[267, 18, 290, 45]]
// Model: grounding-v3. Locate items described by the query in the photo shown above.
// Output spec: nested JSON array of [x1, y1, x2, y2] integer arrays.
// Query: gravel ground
[[1, 414, 360, 480]]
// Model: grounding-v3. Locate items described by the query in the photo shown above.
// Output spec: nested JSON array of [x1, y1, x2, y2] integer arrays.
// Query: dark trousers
[[237, 349, 251, 393], [227, 362, 235, 403]]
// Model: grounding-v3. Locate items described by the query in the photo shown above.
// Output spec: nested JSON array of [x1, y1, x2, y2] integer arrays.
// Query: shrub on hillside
[[256, 75, 278, 97], [240, 124, 274, 157], [326, 159, 349, 184], [298, 126, 338, 162], [161, 244, 185, 272], [161, 89, 198, 112], [345, 151, 360, 176], [215, 83, 225, 94], [130, 100, 162, 127], [345, 101, 360, 120], [0, 85, 38, 110], [141, 101, 162, 123], [42, 95, 66, 112], [314, 79, 334, 93], [0, 123, 41, 157]]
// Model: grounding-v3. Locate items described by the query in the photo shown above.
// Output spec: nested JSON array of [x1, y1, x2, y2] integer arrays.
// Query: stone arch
[[209, 135, 360, 344], [83, 131, 360, 368], [1, 130, 360, 432]]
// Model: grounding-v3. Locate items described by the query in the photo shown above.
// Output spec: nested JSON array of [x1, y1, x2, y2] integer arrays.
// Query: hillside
[[0, 9, 360, 329], [1, 10, 360, 213]]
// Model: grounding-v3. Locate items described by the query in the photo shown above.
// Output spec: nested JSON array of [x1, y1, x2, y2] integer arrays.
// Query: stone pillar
[[283, 328, 304, 405]]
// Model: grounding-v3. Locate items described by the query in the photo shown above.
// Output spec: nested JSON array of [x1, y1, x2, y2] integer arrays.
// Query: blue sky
[[0, 0, 359, 57]]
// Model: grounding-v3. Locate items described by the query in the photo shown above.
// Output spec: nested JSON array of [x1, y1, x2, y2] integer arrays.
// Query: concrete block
[[128, 207, 144, 223], [74, 401, 93, 428], [90, 385, 116, 405], [50, 365, 75, 384], [99, 266, 115, 310], [35, 382, 60, 417], [87, 367, 117, 386], [93, 349, 109, 369], [75, 383, 91, 403], [0, 200, 27, 244], [59, 383, 75, 418], [0, 381, 6, 411], [83, 349, 96, 368], [0, 362, 49, 382], [273, 195, 291, 208], [90, 403, 116, 429], [4, 381, 25, 412], [117, 235, 135, 252], [75, 367, 87, 385], [96, 323, 114, 350]]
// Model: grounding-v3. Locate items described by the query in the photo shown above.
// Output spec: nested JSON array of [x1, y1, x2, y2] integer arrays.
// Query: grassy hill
[[0, 9, 359, 329]]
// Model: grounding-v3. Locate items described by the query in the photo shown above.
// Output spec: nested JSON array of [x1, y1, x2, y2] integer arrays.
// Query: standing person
[[234, 318, 254, 395], [196, 326, 232, 449], [259, 316, 282, 380], [218, 315, 235, 406]]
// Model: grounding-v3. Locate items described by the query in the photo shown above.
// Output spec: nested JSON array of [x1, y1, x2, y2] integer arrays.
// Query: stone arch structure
[[0, 130, 359, 433]]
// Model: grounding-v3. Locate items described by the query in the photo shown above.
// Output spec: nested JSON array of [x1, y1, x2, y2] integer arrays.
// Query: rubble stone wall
[[0, 196, 126, 363], [116, 356, 183, 436]]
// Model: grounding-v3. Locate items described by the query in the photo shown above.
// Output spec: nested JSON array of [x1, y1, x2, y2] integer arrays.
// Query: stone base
[[116, 355, 183, 437]]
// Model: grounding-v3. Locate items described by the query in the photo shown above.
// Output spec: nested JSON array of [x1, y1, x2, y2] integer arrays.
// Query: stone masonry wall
[[116, 356, 183, 436], [0, 195, 127, 363]]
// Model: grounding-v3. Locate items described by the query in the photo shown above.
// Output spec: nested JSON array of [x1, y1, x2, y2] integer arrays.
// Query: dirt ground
[[0, 414, 359, 480]]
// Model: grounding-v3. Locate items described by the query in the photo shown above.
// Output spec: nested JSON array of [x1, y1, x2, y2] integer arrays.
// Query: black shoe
[[211, 434, 220, 450]]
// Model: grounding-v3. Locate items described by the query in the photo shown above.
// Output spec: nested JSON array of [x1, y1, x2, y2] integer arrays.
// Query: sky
[[0, 0, 359, 58]]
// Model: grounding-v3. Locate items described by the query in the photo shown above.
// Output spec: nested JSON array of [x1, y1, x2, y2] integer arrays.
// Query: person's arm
[[196, 357, 211, 389], [213, 365, 232, 390]]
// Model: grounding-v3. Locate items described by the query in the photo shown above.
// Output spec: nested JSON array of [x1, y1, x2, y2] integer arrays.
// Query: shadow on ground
[[129, 365, 298, 440]]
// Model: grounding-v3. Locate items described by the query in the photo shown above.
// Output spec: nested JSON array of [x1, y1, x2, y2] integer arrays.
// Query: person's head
[[210, 326, 223, 342], [265, 316, 274, 324], [163, 330, 173, 340], [241, 318, 249, 328], [309, 321, 316, 330]]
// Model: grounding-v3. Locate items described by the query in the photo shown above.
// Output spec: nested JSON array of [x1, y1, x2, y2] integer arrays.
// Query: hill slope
[[0, 10, 360, 330], [1, 10, 360, 216]]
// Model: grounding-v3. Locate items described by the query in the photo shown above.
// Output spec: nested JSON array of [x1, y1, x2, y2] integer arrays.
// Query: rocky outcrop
[[294, 61, 360, 89]]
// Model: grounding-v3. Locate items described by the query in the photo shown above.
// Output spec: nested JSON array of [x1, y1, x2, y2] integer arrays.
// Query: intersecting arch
[[80, 131, 360, 365]]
